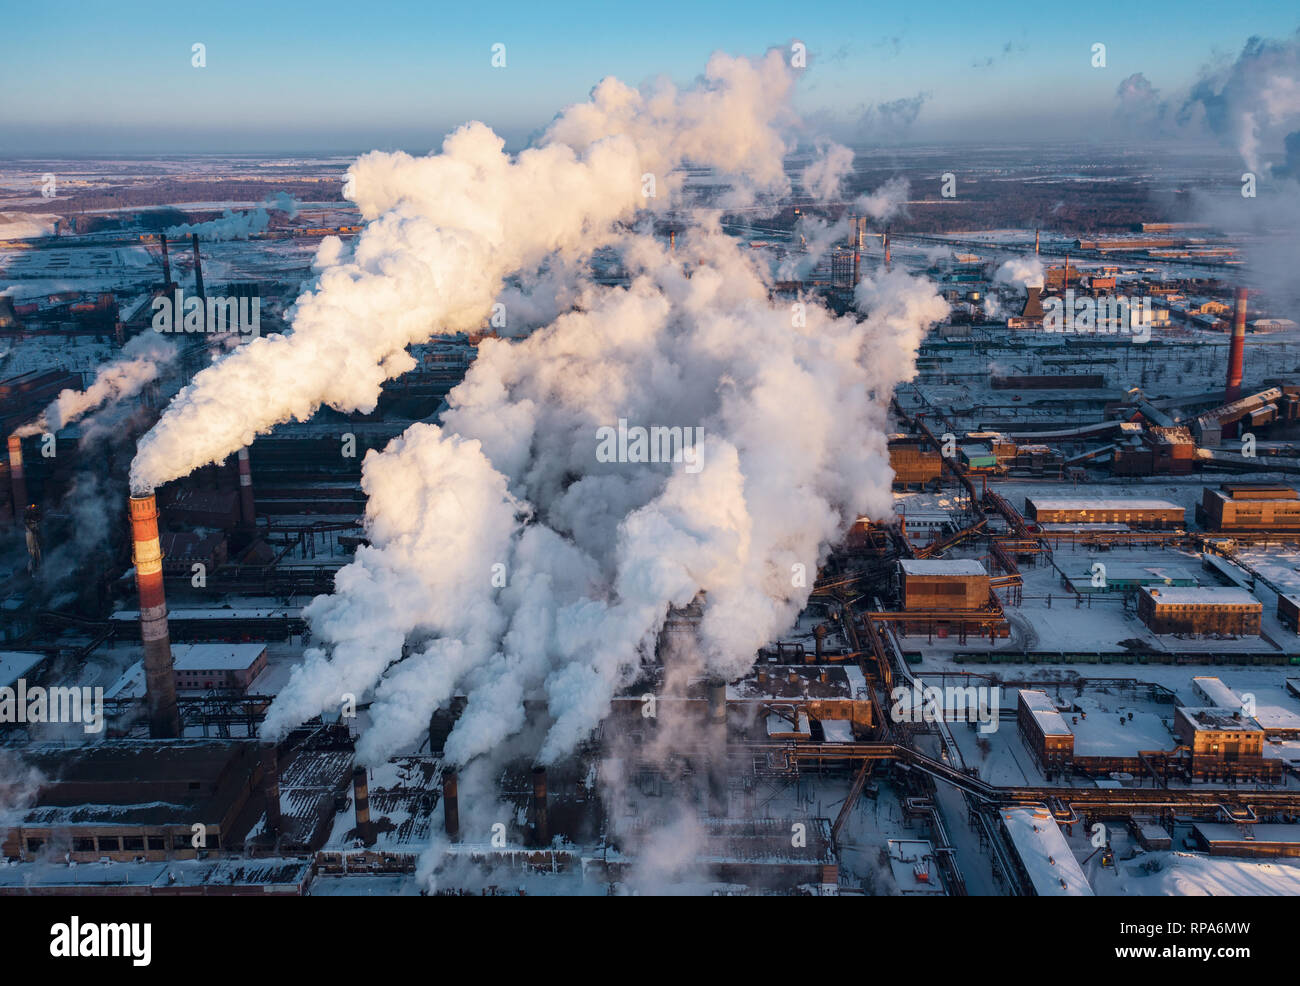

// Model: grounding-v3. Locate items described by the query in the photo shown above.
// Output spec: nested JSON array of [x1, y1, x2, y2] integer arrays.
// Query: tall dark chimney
[[129, 493, 180, 738], [443, 769, 460, 841], [160, 233, 172, 287], [531, 766, 549, 848], [191, 232, 204, 297], [236, 447, 256, 529], [352, 765, 375, 846], [260, 742, 282, 836], [1226, 287, 1248, 404]]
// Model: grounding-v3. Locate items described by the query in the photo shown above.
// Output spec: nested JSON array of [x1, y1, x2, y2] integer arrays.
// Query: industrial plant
[[3, 11, 1300, 925]]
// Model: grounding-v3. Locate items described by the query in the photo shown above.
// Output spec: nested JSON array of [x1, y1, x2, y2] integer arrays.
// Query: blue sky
[[2, 0, 1297, 153]]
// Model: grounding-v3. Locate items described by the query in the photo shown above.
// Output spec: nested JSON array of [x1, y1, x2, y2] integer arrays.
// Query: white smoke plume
[[800, 140, 855, 201], [993, 256, 1044, 289], [165, 193, 302, 242], [854, 176, 909, 223], [1182, 30, 1300, 175], [131, 51, 801, 494], [14, 333, 177, 438], [264, 191, 301, 218], [1179, 30, 1300, 308], [777, 214, 850, 280], [263, 225, 946, 767], [0, 751, 43, 828], [167, 207, 271, 242], [144, 51, 947, 780]]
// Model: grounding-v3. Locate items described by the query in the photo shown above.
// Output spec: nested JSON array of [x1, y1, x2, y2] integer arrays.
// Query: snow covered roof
[[1192, 676, 1242, 709], [1001, 808, 1093, 896], [1253, 706, 1300, 732], [0, 650, 45, 689], [1029, 497, 1182, 512], [1177, 707, 1263, 733], [899, 559, 987, 577], [1017, 689, 1071, 737], [1139, 585, 1260, 608], [171, 643, 266, 671]]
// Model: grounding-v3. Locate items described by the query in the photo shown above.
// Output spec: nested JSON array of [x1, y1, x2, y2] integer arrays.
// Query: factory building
[[107, 644, 268, 698], [1278, 593, 1300, 634], [1000, 807, 1093, 896], [898, 559, 990, 611], [1173, 707, 1264, 758], [1024, 496, 1185, 529], [1136, 586, 1262, 636], [1111, 427, 1197, 476], [1189, 676, 1300, 739], [1016, 689, 1074, 769], [1, 741, 279, 863], [1191, 824, 1300, 859], [1201, 484, 1300, 532], [159, 532, 229, 575], [888, 435, 946, 487]]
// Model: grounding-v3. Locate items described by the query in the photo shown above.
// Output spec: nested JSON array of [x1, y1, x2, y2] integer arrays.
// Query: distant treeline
[[9, 179, 345, 215]]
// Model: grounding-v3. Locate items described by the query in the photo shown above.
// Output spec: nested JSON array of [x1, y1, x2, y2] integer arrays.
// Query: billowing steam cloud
[[1115, 72, 1169, 132], [994, 256, 1044, 289], [854, 176, 910, 222], [263, 223, 945, 767], [244, 54, 948, 772], [14, 333, 177, 438], [167, 207, 271, 242], [132, 51, 803, 494], [1176, 29, 1300, 308], [1182, 30, 1300, 175], [800, 140, 855, 201], [0, 751, 43, 829], [166, 192, 302, 241]]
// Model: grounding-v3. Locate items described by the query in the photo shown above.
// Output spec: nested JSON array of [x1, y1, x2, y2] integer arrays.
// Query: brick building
[[898, 559, 990, 611], [1016, 689, 1074, 769], [1201, 484, 1300, 532], [1137, 586, 1262, 636], [1024, 496, 1185, 528]]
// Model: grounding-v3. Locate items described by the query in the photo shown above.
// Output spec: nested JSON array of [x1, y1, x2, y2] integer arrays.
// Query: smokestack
[[160, 233, 172, 287], [531, 766, 549, 848], [191, 233, 205, 300], [260, 742, 282, 836], [707, 678, 727, 726], [884, 228, 891, 270], [7, 435, 26, 524], [669, 229, 676, 252], [1034, 229, 1040, 256], [850, 215, 860, 286], [442, 769, 460, 841], [1226, 287, 1248, 405], [128, 493, 180, 738], [352, 765, 375, 846], [236, 447, 256, 529]]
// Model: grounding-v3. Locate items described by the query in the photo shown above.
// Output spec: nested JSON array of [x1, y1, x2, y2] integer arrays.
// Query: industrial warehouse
[[3, 10, 1300, 935]]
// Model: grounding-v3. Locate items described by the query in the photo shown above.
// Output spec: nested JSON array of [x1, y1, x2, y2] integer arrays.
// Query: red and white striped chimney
[[6, 435, 25, 525], [129, 493, 180, 738], [1225, 287, 1248, 404]]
